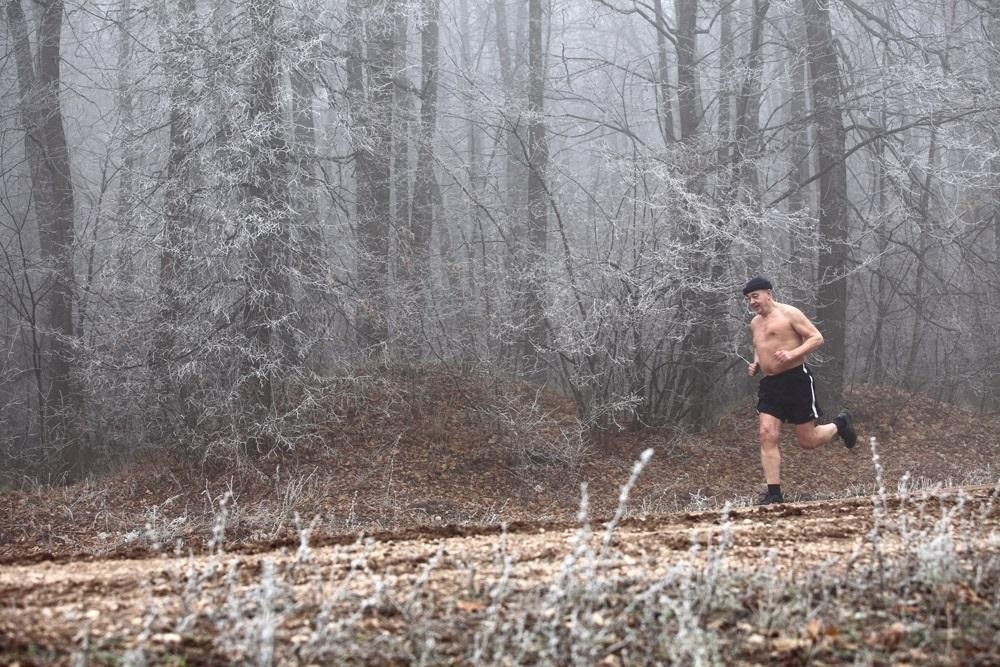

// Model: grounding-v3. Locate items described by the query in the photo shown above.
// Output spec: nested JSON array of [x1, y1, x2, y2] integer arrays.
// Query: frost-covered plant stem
[[867, 435, 888, 588]]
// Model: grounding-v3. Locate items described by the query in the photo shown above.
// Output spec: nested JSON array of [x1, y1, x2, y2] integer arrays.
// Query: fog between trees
[[2, 0, 999, 479]]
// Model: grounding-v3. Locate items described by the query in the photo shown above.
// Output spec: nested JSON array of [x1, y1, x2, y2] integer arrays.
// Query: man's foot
[[834, 409, 857, 449], [756, 490, 785, 505]]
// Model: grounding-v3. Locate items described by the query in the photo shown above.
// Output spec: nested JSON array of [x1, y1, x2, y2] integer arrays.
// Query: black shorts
[[757, 364, 822, 424]]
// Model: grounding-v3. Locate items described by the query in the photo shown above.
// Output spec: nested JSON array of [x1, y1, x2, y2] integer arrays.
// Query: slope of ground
[[1, 370, 997, 565], [1, 485, 998, 665], [1, 371, 1000, 664]]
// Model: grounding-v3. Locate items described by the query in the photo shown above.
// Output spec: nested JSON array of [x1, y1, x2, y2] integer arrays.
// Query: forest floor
[[1, 370, 999, 664]]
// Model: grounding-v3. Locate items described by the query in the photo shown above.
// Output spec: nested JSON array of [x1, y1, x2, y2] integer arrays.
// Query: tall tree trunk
[[674, 0, 700, 140], [522, 0, 549, 372], [782, 11, 813, 306], [992, 154, 1000, 409], [287, 6, 327, 365], [493, 0, 525, 372], [348, 0, 394, 351], [457, 0, 485, 353], [494, 0, 528, 263], [903, 125, 939, 388], [802, 0, 849, 410], [653, 0, 675, 145], [153, 0, 198, 436], [239, 0, 293, 451], [673, 0, 722, 426], [988, 16, 1000, 411], [732, 0, 768, 198], [392, 7, 411, 284], [7, 0, 81, 473], [290, 55, 325, 354], [407, 0, 440, 319], [864, 89, 891, 386], [115, 0, 137, 280], [716, 0, 733, 164]]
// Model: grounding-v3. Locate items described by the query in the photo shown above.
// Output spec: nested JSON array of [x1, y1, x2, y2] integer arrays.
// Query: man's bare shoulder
[[774, 302, 807, 319]]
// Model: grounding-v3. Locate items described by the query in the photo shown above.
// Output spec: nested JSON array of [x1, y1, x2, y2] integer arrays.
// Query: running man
[[743, 276, 856, 505]]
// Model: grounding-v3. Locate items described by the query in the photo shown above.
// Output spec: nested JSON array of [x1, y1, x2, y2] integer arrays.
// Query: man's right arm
[[748, 321, 760, 376]]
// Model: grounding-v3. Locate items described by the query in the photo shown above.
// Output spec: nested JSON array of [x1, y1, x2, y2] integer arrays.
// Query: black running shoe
[[834, 409, 857, 449], [756, 491, 785, 505]]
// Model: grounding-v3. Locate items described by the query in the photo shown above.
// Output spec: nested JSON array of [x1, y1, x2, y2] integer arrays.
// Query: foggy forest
[[3, 0, 1000, 480], [5, 1, 1000, 664]]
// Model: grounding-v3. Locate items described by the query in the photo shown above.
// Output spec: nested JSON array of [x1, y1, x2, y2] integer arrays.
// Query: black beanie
[[742, 276, 772, 295]]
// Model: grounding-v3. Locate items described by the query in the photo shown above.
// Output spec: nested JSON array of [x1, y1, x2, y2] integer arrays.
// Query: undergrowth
[[59, 439, 1000, 666]]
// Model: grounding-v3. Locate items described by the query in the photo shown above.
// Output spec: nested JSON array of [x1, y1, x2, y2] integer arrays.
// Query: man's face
[[745, 289, 771, 313]]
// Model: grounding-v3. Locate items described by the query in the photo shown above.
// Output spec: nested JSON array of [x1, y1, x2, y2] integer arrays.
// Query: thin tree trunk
[[153, 0, 198, 436], [456, 0, 485, 355], [716, 0, 733, 164], [989, 16, 1000, 411], [523, 0, 549, 372], [289, 57, 325, 346], [115, 0, 137, 280], [239, 0, 293, 451], [903, 127, 938, 387], [7, 0, 81, 473], [782, 11, 813, 306], [675, 0, 700, 140], [409, 0, 440, 293], [653, 0, 675, 145], [864, 100, 890, 385], [349, 0, 394, 351], [392, 8, 411, 267], [673, 0, 723, 426], [802, 0, 849, 410], [732, 0, 768, 197], [495, 0, 528, 258]]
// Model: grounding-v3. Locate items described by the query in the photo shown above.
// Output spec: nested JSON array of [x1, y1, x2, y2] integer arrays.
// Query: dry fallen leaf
[[456, 599, 486, 613]]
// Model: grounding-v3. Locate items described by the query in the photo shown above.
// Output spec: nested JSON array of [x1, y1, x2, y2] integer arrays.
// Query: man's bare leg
[[759, 413, 783, 484], [794, 421, 838, 450]]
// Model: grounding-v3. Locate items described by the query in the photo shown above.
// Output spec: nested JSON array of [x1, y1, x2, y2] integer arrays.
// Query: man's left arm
[[790, 309, 824, 357], [778, 309, 824, 364]]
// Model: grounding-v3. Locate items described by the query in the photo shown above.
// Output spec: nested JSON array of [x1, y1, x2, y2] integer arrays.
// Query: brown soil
[[1, 373, 999, 664]]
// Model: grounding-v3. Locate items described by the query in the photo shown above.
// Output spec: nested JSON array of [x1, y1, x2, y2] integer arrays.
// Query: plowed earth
[[1, 374, 999, 664]]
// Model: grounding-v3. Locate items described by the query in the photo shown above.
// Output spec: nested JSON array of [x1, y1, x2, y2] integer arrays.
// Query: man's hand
[[748, 361, 759, 376], [774, 350, 794, 364]]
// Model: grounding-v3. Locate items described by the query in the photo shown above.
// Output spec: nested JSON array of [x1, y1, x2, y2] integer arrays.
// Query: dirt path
[[3, 485, 998, 665]]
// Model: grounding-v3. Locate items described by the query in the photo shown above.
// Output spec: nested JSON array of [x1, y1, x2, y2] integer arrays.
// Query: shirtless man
[[743, 276, 856, 505]]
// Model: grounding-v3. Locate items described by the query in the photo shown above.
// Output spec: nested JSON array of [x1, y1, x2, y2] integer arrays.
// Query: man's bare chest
[[753, 316, 797, 345]]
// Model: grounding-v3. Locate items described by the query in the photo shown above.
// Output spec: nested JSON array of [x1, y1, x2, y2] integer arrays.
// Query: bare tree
[[672, 0, 725, 426], [409, 0, 440, 283], [494, 0, 528, 247], [778, 9, 814, 306], [801, 0, 848, 409], [522, 0, 549, 369], [6, 0, 82, 473], [653, 0, 675, 144], [114, 0, 138, 279], [348, 0, 396, 351], [288, 3, 328, 364], [3, 0, 1000, 481], [152, 0, 198, 435], [396, 0, 440, 359], [236, 0, 295, 451]]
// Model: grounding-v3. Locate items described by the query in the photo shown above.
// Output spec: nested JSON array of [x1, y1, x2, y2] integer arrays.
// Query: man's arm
[[775, 307, 824, 364], [748, 319, 761, 375]]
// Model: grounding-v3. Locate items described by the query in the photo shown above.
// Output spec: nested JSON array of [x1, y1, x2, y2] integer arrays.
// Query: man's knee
[[759, 421, 780, 447]]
